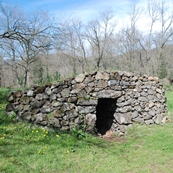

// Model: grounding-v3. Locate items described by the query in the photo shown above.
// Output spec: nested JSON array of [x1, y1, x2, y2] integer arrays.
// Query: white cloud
[[52, 0, 134, 22], [5, 0, 173, 33]]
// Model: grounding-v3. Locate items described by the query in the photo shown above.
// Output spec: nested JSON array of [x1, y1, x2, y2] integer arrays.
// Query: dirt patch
[[100, 130, 126, 143]]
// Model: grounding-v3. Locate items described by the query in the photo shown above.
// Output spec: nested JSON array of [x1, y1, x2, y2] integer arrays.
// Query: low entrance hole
[[95, 98, 117, 135]]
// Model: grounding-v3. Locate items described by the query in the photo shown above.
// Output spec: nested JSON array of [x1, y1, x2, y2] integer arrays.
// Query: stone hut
[[6, 71, 167, 135]]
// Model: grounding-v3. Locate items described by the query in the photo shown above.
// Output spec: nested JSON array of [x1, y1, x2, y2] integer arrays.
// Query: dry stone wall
[[6, 71, 167, 135]]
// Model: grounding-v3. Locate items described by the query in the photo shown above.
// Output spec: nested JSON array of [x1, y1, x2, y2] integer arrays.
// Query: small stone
[[145, 119, 154, 125], [88, 82, 94, 87], [7, 94, 15, 102], [40, 121, 47, 125], [85, 114, 96, 125], [138, 97, 148, 102], [31, 100, 45, 109], [35, 94, 44, 100], [74, 117, 80, 124], [43, 93, 49, 100], [15, 104, 23, 111], [95, 72, 109, 80], [147, 95, 155, 100], [148, 89, 154, 95], [118, 132, 125, 136], [140, 92, 147, 97], [61, 120, 69, 126], [120, 80, 129, 86], [144, 114, 152, 120], [40, 106, 52, 113], [78, 106, 95, 114], [34, 113, 43, 123], [66, 109, 78, 119], [85, 106, 95, 113], [131, 111, 138, 118], [70, 89, 80, 94], [134, 105, 142, 112], [56, 85, 63, 93], [77, 89, 87, 98], [52, 88, 58, 93], [61, 88, 70, 98], [51, 118, 61, 128], [50, 93, 57, 100], [148, 101, 154, 108], [161, 116, 169, 124], [68, 97, 77, 103], [13, 91, 22, 97], [148, 76, 159, 81], [77, 99, 97, 106], [114, 113, 132, 125], [75, 74, 85, 83], [117, 100, 131, 107], [21, 112, 31, 121], [27, 90, 34, 97], [117, 96, 125, 103], [156, 93, 162, 99], [23, 105, 30, 111], [156, 103, 161, 108], [52, 101, 62, 107], [34, 86, 45, 94], [72, 83, 85, 90], [97, 90, 121, 99], [45, 87, 52, 95], [96, 80, 107, 88], [119, 125, 126, 133], [108, 80, 117, 86], [148, 110, 156, 116], [53, 110, 64, 118], [118, 106, 132, 113], [84, 75, 94, 83], [32, 108, 40, 115], [132, 117, 144, 124], [85, 87, 93, 94], [132, 76, 138, 81], [156, 88, 162, 94], [153, 114, 164, 124]]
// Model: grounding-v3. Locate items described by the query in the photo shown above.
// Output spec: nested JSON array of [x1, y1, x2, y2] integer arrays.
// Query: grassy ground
[[165, 85, 173, 114], [0, 87, 173, 173]]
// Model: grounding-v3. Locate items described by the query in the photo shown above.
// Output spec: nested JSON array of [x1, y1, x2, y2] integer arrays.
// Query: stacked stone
[[6, 71, 167, 134]]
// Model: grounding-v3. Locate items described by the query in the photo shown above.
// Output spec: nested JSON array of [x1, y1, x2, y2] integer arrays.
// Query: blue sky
[[3, 0, 139, 10], [2, 0, 173, 32], [2, 0, 141, 21]]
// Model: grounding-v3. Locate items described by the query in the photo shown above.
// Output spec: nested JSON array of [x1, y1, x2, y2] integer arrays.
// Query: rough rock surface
[[6, 71, 167, 135]]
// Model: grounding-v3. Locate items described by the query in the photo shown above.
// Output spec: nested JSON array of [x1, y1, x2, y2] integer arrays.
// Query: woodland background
[[0, 0, 173, 88]]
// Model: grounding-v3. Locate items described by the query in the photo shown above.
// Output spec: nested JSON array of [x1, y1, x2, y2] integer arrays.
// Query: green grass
[[1, 87, 173, 173], [166, 92, 173, 115]]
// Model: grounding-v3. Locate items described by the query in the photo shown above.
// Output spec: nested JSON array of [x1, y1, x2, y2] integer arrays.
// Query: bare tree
[[86, 9, 116, 70], [143, 0, 173, 77], [116, 4, 142, 72], [0, 3, 53, 87], [71, 20, 89, 73], [54, 19, 89, 74]]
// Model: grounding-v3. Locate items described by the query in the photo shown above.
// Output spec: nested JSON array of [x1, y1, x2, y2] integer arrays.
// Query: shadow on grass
[[0, 88, 10, 104], [0, 88, 14, 126]]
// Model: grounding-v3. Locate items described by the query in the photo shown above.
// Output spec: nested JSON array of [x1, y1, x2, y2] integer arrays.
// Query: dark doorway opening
[[95, 98, 117, 135]]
